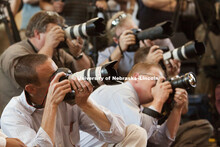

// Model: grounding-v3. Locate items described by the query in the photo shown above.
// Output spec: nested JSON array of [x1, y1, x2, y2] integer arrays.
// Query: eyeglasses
[[111, 13, 127, 29]]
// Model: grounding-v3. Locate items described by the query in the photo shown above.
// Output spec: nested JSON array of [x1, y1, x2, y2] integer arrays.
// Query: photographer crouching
[[1, 54, 147, 146]]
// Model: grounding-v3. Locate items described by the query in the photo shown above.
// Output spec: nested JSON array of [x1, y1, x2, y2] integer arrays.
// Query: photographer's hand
[[145, 45, 163, 64], [66, 37, 83, 57], [151, 77, 173, 112], [46, 72, 71, 106], [40, 25, 65, 57], [70, 77, 93, 107], [119, 30, 136, 52], [173, 88, 188, 111], [164, 59, 181, 78]]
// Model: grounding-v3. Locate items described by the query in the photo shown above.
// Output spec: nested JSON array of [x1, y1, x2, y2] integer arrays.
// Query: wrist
[[73, 52, 83, 60]]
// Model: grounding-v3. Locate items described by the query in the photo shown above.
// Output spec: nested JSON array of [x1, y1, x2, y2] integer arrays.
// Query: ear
[[132, 72, 140, 83], [25, 84, 37, 95], [33, 30, 40, 40]]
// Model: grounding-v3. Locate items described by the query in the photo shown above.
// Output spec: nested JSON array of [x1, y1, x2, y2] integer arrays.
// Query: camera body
[[51, 61, 120, 105], [127, 21, 174, 52]]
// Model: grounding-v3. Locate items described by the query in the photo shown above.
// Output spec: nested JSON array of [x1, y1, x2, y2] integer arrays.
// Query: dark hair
[[14, 54, 49, 89], [134, 46, 151, 64], [26, 11, 65, 38], [127, 62, 164, 78]]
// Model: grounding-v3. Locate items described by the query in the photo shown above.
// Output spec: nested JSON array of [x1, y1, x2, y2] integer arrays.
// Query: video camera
[[127, 21, 174, 52], [50, 61, 120, 105]]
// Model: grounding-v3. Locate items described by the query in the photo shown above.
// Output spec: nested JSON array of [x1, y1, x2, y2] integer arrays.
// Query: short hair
[[106, 11, 133, 44], [127, 62, 164, 77], [14, 54, 49, 89], [26, 11, 65, 38], [134, 46, 151, 64]]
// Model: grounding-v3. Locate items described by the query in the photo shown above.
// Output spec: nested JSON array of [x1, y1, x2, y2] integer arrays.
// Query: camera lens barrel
[[169, 72, 197, 89], [64, 17, 105, 39], [163, 40, 206, 62]]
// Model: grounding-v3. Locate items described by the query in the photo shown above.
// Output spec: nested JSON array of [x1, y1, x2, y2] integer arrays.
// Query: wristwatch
[[73, 52, 83, 60]]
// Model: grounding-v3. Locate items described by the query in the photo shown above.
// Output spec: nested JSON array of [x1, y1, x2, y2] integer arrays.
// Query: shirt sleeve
[[78, 100, 126, 144], [1, 108, 53, 147], [0, 132, 6, 147], [147, 120, 175, 147], [97, 47, 114, 66]]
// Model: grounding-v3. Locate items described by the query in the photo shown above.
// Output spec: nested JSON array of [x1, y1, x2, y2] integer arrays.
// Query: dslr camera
[[127, 21, 174, 52], [51, 61, 120, 105]]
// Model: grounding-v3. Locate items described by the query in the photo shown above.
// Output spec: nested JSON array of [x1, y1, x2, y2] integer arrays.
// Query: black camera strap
[[142, 107, 163, 120]]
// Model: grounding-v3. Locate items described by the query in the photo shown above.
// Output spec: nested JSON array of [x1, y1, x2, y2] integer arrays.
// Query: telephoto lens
[[163, 40, 206, 64], [51, 61, 120, 105], [64, 17, 105, 39]]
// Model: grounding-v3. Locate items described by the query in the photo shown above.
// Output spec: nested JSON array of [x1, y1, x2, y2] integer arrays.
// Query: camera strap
[[142, 107, 163, 120]]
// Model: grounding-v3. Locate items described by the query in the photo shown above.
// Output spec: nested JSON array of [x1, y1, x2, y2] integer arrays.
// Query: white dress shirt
[[80, 82, 174, 147], [1, 91, 126, 147]]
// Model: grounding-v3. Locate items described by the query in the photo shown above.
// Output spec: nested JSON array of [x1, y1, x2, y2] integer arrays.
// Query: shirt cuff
[[33, 127, 53, 147], [160, 121, 175, 142], [0, 137, 6, 147]]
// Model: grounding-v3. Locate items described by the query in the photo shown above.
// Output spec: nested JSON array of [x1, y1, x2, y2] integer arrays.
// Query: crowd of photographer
[[0, 0, 219, 146]]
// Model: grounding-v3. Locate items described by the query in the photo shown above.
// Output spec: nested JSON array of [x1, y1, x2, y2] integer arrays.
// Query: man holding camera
[[80, 62, 188, 146], [97, 11, 176, 77], [1, 54, 147, 146], [0, 11, 93, 115]]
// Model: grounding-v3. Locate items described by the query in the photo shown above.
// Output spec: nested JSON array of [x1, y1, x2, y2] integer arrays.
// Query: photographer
[[134, 45, 181, 78], [0, 11, 93, 115], [97, 11, 175, 77], [80, 62, 187, 146], [134, 47, 214, 147], [1, 54, 147, 146]]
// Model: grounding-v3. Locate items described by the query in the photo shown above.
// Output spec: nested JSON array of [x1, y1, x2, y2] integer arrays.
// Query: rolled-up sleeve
[[1, 108, 53, 147], [79, 104, 126, 144]]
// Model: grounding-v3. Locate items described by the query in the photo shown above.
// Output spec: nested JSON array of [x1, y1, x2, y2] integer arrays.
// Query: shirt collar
[[123, 81, 140, 106], [20, 91, 41, 114]]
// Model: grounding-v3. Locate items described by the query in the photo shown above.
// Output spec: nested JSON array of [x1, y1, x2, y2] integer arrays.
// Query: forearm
[[38, 46, 54, 58], [40, 0, 54, 11], [41, 105, 58, 144], [79, 100, 111, 131], [99, 46, 123, 66], [166, 107, 182, 139], [142, 0, 176, 11]]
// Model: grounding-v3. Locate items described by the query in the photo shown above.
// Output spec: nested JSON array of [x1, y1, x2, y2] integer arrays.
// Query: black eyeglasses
[[111, 13, 127, 29]]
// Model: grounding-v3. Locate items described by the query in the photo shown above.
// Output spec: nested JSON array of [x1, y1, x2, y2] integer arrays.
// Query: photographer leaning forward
[[1, 54, 147, 147], [0, 11, 93, 115], [97, 11, 175, 77], [80, 62, 187, 146]]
